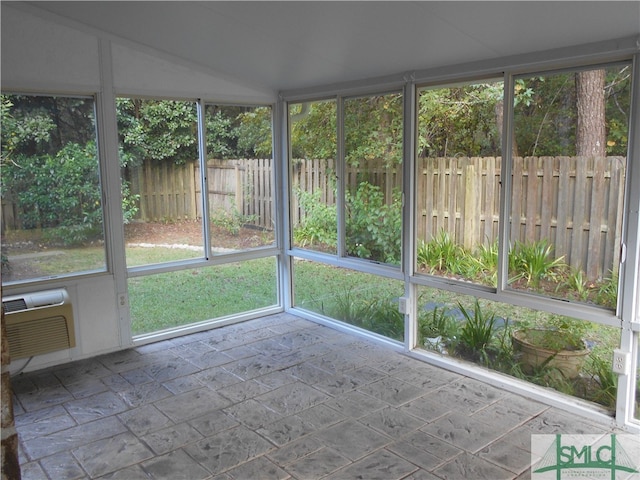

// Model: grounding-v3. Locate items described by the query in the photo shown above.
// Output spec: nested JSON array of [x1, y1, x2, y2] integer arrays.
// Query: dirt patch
[[124, 220, 273, 249]]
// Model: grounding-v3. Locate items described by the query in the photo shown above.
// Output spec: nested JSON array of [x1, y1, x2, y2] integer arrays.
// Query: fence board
[[540, 157, 554, 246], [556, 158, 570, 262], [588, 157, 606, 278]]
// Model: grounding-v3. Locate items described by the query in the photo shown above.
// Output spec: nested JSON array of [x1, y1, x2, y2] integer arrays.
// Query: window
[[129, 258, 278, 336], [1, 93, 106, 283], [205, 104, 275, 252], [120, 99, 279, 337], [289, 99, 338, 254], [415, 284, 621, 409], [293, 257, 405, 342], [415, 80, 503, 285], [344, 92, 403, 266], [508, 64, 632, 309], [117, 97, 203, 267]]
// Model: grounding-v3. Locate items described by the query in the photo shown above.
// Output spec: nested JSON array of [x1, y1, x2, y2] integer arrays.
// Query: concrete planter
[[512, 329, 590, 379]]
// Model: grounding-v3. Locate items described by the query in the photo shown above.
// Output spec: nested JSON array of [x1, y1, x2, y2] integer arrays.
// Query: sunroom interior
[[2, 1, 640, 462]]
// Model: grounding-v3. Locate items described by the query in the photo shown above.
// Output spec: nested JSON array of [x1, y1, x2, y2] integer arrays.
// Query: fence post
[[463, 163, 478, 250], [235, 164, 242, 213]]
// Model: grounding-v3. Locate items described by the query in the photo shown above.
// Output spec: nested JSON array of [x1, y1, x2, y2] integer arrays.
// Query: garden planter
[[512, 329, 589, 379]]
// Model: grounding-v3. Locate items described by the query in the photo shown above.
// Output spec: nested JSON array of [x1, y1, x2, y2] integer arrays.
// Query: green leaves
[[345, 182, 402, 264]]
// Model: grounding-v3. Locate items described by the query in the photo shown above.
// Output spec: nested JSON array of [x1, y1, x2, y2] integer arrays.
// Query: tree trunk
[[576, 69, 606, 156]]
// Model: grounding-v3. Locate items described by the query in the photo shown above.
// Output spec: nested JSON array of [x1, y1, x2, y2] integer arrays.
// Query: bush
[[294, 181, 402, 264], [293, 188, 337, 248], [210, 204, 257, 236], [346, 182, 402, 264], [3, 141, 140, 246]]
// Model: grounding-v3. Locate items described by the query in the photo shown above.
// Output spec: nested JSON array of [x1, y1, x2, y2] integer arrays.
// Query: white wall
[[1, 4, 276, 373]]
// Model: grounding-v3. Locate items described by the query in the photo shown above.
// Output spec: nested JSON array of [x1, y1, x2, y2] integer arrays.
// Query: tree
[[576, 69, 606, 156]]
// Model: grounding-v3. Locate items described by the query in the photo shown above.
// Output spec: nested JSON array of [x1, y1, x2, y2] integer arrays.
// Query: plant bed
[[512, 328, 590, 379]]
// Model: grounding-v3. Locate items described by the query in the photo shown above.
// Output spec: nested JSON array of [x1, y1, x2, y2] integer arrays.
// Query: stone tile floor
[[12, 313, 617, 479]]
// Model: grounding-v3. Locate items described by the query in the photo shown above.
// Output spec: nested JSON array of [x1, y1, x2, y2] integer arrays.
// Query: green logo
[[532, 434, 640, 480]]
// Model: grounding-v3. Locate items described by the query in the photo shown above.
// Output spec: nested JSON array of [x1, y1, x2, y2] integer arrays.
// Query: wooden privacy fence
[[126, 155, 625, 279], [128, 158, 274, 229], [127, 159, 197, 223], [417, 156, 626, 279], [194, 159, 273, 229]]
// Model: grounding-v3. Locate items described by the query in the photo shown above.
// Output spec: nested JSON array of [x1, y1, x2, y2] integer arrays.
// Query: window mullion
[[497, 72, 514, 295], [196, 99, 211, 260], [336, 95, 346, 259]]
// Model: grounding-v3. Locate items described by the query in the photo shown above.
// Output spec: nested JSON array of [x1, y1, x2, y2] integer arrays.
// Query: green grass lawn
[[129, 256, 278, 336]]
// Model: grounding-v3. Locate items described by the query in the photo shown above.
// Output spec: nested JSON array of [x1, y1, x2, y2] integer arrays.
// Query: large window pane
[[415, 81, 503, 285], [344, 92, 403, 265], [415, 285, 620, 410], [1, 94, 106, 282], [509, 64, 631, 308], [129, 257, 278, 336], [205, 105, 274, 253], [289, 100, 338, 254], [293, 258, 405, 342], [117, 98, 203, 267]]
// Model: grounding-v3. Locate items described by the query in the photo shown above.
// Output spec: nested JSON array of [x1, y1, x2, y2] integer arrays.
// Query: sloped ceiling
[[22, 1, 640, 92]]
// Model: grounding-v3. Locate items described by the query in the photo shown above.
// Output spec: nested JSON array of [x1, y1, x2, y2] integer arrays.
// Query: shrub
[[345, 181, 402, 264], [210, 204, 257, 236], [293, 188, 337, 248]]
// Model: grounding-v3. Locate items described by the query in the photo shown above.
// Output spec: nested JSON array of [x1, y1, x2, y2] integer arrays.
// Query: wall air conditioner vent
[[2, 288, 76, 360], [3, 299, 27, 313]]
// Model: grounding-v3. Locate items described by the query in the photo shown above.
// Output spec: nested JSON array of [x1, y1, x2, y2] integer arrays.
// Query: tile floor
[[12, 313, 617, 480]]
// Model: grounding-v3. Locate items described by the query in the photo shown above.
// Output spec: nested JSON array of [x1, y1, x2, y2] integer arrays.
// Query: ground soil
[[124, 220, 271, 249]]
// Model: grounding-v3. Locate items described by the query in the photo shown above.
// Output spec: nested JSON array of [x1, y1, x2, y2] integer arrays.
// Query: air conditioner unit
[[2, 288, 76, 359]]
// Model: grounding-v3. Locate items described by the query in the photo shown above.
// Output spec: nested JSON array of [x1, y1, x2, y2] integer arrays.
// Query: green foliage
[[117, 100, 273, 166], [322, 288, 373, 326], [346, 182, 402, 264], [234, 107, 273, 158], [344, 94, 403, 167], [293, 187, 337, 248], [559, 268, 591, 302], [456, 300, 502, 365], [361, 298, 405, 341], [596, 272, 618, 309], [1, 94, 55, 163], [509, 239, 566, 288], [472, 240, 499, 287], [418, 82, 502, 158], [514, 65, 631, 156], [585, 355, 617, 408], [321, 288, 404, 341], [117, 98, 201, 165], [210, 205, 257, 236], [416, 230, 466, 275], [5, 142, 102, 241], [120, 180, 140, 225], [289, 100, 337, 160], [417, 306, 460, 352]]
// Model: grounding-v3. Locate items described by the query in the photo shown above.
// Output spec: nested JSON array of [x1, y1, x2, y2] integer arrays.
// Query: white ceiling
[[24, 1, 640, 93]]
